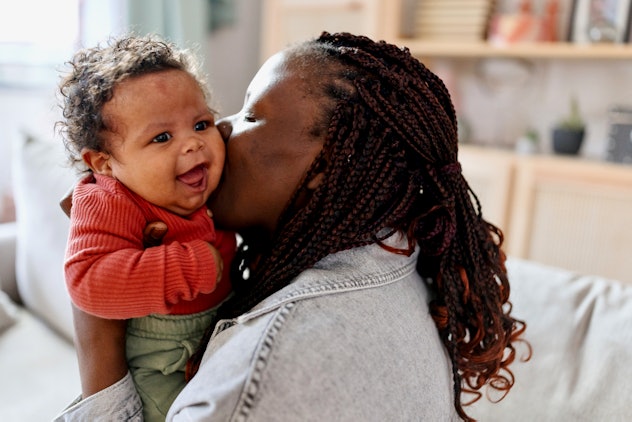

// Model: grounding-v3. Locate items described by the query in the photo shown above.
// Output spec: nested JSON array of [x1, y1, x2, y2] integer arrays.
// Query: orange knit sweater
[[65, 174, 235, 319]]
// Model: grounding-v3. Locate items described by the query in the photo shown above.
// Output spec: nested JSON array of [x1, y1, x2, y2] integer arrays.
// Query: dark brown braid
[[187, 32, 529, 421]]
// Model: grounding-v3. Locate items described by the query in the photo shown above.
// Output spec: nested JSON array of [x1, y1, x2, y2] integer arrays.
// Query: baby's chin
[[165, 197, 209, 217]]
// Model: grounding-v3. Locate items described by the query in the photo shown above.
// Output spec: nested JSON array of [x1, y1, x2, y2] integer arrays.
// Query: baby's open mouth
[[177, 164, 206, 188]]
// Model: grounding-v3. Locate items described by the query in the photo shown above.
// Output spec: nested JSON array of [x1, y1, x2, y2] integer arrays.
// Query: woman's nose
[[216, 119, 232, 143]]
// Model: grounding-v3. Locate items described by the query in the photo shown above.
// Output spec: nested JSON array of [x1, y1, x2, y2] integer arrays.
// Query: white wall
[[205, 0, 262, 115], [435, 58, 632, 160]]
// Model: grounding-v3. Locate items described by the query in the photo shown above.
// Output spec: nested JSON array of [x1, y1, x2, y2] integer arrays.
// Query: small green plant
[[557, 96, 585, 131], [523, 127, 539, 144], [515, 127, 540, 154]]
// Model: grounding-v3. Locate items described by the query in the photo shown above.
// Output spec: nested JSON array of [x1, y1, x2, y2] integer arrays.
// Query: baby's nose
[[184, 136, 204, 153]]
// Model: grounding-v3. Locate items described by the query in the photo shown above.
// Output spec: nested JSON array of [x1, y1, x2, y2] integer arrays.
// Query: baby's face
[[95, 69, 224, 216]]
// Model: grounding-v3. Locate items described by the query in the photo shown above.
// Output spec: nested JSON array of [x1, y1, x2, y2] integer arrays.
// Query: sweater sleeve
[[65, 184, 217, 319]]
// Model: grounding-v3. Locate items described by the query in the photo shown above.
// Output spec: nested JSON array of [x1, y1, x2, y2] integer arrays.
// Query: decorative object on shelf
[[488, 0, 561, 45], [552, 96, 585, 155], [540, 0, 561, 41], [570, 0, 632, 43], [515, 127, 540, 154], [606, 106, 632, 164], [413, 0, 495, 42]]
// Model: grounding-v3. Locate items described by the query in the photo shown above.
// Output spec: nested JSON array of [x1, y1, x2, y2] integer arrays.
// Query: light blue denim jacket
[[55, 234, 458, 421]]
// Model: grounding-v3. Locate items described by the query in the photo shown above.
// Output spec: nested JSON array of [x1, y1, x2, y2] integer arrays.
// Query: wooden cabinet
[[460, 145, 632, 284], [508, 153, 632, 283]]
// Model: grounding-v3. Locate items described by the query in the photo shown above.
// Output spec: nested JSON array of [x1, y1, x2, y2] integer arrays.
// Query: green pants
[[126, 308, 217, 422]]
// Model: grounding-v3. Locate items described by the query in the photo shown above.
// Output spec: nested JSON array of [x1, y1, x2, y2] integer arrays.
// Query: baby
[[57, 34, 235, 421]]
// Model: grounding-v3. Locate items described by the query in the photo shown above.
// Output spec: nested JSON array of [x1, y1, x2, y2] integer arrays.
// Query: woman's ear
[[82, 148, 112, 176], [306, 172, 325, 190]]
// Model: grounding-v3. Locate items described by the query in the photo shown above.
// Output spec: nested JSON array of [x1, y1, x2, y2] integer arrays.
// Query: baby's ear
[[81, 148, 112, 176]]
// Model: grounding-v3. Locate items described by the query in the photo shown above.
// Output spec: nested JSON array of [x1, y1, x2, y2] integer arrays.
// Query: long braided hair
[[189, 32, 528, 421]]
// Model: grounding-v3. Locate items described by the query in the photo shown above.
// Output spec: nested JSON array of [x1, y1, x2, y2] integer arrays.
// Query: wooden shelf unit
[[389, 40, 632, 60], [262, 1, 632, 61], [378, 0, 632, 61]]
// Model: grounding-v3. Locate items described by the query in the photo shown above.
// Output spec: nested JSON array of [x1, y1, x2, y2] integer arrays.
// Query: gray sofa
[[1, 134, 631, 421], [0, 135, 79, 420]]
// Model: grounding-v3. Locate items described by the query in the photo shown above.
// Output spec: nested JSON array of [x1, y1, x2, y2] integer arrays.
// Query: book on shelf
[[413, 0, 495, 42]]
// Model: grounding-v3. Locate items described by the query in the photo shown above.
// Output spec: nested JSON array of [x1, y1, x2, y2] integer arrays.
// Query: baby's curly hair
[[57, 33, 211, 170]]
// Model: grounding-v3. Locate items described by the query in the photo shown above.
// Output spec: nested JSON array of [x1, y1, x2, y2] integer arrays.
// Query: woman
[[57, 32, 527, 422]]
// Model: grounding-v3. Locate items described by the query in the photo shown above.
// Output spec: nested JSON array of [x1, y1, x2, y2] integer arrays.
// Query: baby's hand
[[142, 221, 221, 287], [143, 221, 168, 248], [60, 185, 74, 217]]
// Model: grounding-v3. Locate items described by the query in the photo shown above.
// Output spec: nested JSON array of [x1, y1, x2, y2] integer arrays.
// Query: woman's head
[[58, 34, 212, 171], [209, 50, 326, 237], [206, 33, 525, 420], [212, 32, 465, 270]]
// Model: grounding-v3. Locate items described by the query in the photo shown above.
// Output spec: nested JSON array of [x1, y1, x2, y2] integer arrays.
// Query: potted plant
[[552, 96, 585, 155], [515, 127, 540, 155]]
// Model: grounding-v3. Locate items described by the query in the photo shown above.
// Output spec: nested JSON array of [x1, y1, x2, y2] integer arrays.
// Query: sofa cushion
[[470, 257, 632, 421], [12, 133, 77, 340]]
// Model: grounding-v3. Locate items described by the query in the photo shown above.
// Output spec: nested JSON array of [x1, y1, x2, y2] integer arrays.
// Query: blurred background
[[3, 4, 631, 421]]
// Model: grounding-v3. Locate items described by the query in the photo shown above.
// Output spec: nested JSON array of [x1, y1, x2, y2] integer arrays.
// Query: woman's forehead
[[247, 52, 290, 92], [245, 51, 316, 106]]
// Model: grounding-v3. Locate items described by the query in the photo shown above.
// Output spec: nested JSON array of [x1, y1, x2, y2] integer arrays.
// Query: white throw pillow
[[12, 133, 77, 341]]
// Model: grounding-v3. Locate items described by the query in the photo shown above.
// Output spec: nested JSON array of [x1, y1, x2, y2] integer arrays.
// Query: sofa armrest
[[0, 222, 18, 303]]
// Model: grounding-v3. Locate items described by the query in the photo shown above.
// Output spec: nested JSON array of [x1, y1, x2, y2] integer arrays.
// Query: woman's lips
[[177, 164, 207, 190]]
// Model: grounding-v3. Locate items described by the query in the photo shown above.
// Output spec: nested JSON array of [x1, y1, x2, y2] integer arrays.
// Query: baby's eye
[[194, 121, 210, 131], [153, 132, 172, 143]]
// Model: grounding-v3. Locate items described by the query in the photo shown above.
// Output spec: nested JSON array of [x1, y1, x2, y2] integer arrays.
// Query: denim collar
[[232, 233, 419, 326]]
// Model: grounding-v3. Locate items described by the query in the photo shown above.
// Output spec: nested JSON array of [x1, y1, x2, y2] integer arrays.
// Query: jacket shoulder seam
[[230, 302, 296, 421]]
